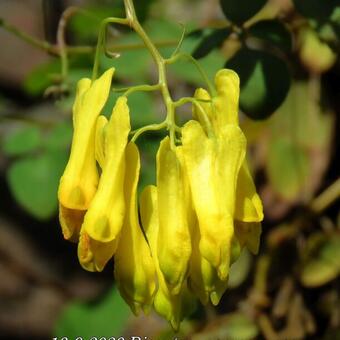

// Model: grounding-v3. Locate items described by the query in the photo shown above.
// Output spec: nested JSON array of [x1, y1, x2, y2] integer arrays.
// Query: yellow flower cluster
[[58, 67, 263, 330]]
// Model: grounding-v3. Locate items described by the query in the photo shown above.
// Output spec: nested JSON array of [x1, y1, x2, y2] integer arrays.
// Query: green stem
[[174, 97, 214, 138], [131, 122, 167, 142], [0, 18, 178, 56], [92, 17, 129, 80], [166, 52, 215, 95], [310, 178, 340, 214], [123, 84, 161, 96], [124, 0, 177, 148], [0, 18, 53, 52]]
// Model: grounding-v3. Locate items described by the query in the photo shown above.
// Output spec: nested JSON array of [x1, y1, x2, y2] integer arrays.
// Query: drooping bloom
[[140, 185, 196, 331], [182, 120, 246, 280], [58, 62, 264, 330], [183, 69, 264, 304], [58, 68, 114, 241], [78, 96, 130, 272], [156, 137, 192, 294], [114, 142, 156, 315]]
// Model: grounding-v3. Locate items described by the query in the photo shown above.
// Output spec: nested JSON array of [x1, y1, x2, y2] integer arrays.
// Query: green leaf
[[7, 150, 68, 219], [293, 0, 339, 22], [45, 121, 73, 151], [2, 125, 42, 156], [267, 138, 309, 200], [134, 0, 156, 22], [224, 314, 259, 340], [248, 20, 292, 53], [54, 286, 132, 339], [266, 81, 334, 200], [128, 91, 155, 129], [194, 313, 259, 340], [193, 28, 232, 59], [103, 91, 155, 129], [300, 236, 340, 287], [225, 48, 291, 119], [23, 59, 61, 96], [220, 0, 267, 25], [69, 4, 125, 42]]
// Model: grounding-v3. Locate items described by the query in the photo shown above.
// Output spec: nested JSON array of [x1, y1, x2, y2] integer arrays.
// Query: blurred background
[[0, 0, 339, 339]]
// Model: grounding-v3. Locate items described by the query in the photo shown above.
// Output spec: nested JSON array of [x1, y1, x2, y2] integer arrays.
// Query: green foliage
[[2, 125, 42, 156], [220, 0, 267, 25], [193, 28, 232, 59], [226, 48, 291, 119], [194, 313, 259, 340], [23, 59, 61, 96], [266, 81, 334, 200], [69, 3, 125, 42], [54, 286, 132, 338], [5, 122, 72, 219], [267, 138, 309, 200], [300, 234, 340, 287], [7, 150, 67, 219], [248, 20, 293, 53], [293, 0, 339, 22], [169, 32, 226, 85]]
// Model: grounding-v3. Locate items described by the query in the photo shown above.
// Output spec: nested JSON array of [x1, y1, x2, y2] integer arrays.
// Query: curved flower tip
[[235, 221, 262, 255], [114, 142, 156, 314], [82, 96, 130, 244], [235, 162, 264, 222], [77, 231, 117, 272], [213, 68, 240, 127], [192, 88, 213, 125], [59, 204, 86, 242], [156, 136, 192, 294], [189, 225, 230, 306]]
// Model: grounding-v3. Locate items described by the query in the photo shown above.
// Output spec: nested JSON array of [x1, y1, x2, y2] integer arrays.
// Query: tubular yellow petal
[[95, 115, 108, 168], [114, 142, 156, 315], [156, 137, 192, 294], [140, 185, 196, 330], [213, 69, 240, 127], [192, 88, 215, 133], [77, 231, 117, 272], [182, 120, 246, 280], [72, 78, 91, 126], [58, 68, 114, 211], [235, 221, 262, 255], [188, 224, 228, 306], [82, 96, 130, 243], [235, 162, 264, 222], [59, 204, 86, 242]]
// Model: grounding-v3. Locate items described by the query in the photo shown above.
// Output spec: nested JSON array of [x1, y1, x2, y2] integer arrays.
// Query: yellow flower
[[78, 96, 130, 272], [192, 69, 263, 250], [183, 69, 263, 288], [156, 137, 192, 294], [182, 120, 246, 280], [189, 227, 228, 306], [58, 68, 114, 241], [114, 142, 156, 315], [140, 185, 196, 331]]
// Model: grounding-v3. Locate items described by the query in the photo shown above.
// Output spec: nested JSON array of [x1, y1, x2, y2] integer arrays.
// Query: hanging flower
[[78, 96, 130, 272], [58, 68, 114, 242]]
